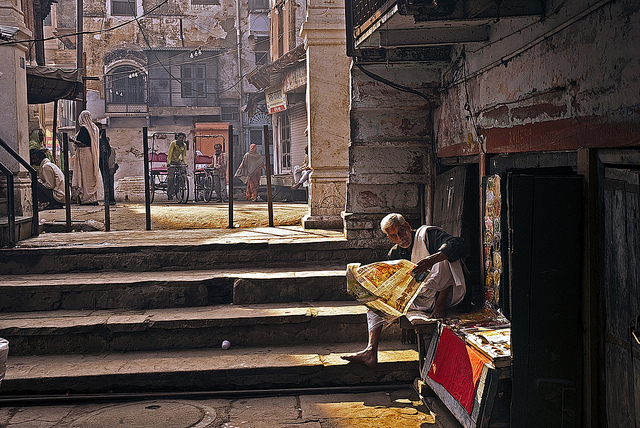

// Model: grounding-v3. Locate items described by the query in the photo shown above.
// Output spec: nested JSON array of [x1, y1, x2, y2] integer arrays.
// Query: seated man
[[341, 212, 468, 367], [291, 145, 311, 190], [30, 149, 65, 210]]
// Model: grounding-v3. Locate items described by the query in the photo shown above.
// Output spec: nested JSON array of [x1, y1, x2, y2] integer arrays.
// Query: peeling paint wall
[[346, 0, 640, 239], [77, 0, 265, 201], [438, 0, 640, 156], [345, 63, 440, 244]]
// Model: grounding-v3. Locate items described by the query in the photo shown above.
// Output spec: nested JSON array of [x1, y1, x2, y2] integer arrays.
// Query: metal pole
[[234, 0, 244, 159], [101, 130, 110, 232], [62, 133, 72, 231], [52, 100, 58, 164], [143, 127, 151, 230], [263, 124, 273, 227], [75, 0, 83, 124], [228, 124, 234, 228]]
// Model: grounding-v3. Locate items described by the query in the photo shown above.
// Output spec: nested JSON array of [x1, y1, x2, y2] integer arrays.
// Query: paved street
[[37, 201, 309, 231], [0, 388, 462, 427]]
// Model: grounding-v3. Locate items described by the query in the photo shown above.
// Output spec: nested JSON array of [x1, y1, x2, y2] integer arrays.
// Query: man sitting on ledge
[[341, 212, 469, 367]]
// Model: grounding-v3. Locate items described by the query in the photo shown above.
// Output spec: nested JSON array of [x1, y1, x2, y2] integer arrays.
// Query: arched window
[[105, 65, 146, 105]]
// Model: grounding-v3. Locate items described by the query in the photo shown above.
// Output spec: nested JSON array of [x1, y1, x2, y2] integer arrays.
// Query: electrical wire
[[0, 0, 170, 46], [354, 62, 438, 167]]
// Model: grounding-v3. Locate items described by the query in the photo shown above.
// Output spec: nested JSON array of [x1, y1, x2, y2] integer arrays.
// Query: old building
[[71, 0, 272, 201], [344, 0, 640, 426], [247, 0, 351, 229]]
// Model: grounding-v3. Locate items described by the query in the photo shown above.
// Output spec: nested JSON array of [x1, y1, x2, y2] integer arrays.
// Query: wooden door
[[508, 174, 583, 428], [603, 167, 640, 427]]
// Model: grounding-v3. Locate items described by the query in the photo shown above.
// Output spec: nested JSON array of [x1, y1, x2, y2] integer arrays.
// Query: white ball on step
[[221, 340, 231, 350]]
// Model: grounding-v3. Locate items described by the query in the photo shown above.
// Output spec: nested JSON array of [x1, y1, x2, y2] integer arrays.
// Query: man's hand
[[412, 251, 447, 275]]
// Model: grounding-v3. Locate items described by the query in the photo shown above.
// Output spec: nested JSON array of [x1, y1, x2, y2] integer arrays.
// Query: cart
[[193, 134, 226, 203], [148, 132, 189, 204]]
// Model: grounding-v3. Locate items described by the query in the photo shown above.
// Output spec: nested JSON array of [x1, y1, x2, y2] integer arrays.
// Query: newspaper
[[347, 259, 428, 328]]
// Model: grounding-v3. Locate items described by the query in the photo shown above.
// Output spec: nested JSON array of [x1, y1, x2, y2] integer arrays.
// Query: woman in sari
[[234, 144, 265, 201], [70, 110, 101, 204]]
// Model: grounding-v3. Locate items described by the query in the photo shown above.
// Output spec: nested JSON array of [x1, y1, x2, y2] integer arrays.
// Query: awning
[[246, 44, 306, 90], [27, 65, 83, 104]]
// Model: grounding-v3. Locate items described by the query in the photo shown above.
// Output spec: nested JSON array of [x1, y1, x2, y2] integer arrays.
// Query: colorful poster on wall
[[484, 174, 502, 307]]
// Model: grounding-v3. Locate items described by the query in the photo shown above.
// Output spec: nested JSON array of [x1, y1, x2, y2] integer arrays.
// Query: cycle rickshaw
[[148, 132, 189, 204], [193, 134, 226, 203]]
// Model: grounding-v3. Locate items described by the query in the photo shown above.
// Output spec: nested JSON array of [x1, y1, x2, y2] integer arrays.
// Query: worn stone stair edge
[[1, 239, 367, 253], [1, 344, 419, 395], [0, 303, 403, 356], [0, 267, 350, 286], [0, 301, 369, 327]]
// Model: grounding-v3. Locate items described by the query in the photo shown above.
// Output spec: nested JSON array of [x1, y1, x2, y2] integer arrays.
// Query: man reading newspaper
[[341, 213, 469, 367]]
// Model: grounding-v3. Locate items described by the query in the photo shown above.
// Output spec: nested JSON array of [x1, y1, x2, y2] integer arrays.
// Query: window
[[249, 0, 268, 11], [191, 0, 219, 5], [280, 112, 291, 169], [111, 0, 136, 16], [222, 105, 239, 121], [106, 65, 146, 105], [43, 12, 52, 26], [146, 50, 218, 107], [181, 64, 206, 98], [277, 5, 284, 58], [254, 36, 269, 66]]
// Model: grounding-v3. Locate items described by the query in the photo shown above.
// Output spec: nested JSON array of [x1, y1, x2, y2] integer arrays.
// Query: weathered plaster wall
[[77, 0, 262, 201], [437, 0, 640, 157], [345, 63, 440, 245]]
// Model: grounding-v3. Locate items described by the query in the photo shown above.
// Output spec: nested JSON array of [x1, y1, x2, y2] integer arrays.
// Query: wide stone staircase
[[0, 230, 420, 397]]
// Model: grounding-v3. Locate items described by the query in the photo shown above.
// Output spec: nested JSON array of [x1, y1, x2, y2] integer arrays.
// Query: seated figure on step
[[341, 213, 469, 367]]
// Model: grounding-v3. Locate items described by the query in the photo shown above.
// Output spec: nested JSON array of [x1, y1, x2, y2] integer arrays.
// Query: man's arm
[[412, 228, 468, 274], [167, 142, 176, 163], [39, 165, 55, 190]]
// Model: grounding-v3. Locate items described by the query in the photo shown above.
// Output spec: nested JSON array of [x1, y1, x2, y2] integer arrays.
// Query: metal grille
[[351, 0, 387, 29], [111, 0, 136, 16]]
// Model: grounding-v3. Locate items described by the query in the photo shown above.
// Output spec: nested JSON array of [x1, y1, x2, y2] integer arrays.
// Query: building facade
[[344, 0, 640, 426], [71, 0, 271, 201]]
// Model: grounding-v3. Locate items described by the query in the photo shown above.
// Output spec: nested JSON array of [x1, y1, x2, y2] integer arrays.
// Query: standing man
[[211, 142, 228, 202], [99, 128, 117, 205], [167, 132, 187, 200], [70, 110, 101, 205], [234, 144, 265, 202], [341, 213, 469, 367], [30, 149, 65, 210]]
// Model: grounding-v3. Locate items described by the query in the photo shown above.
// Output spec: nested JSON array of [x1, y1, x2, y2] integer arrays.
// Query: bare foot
[[340, 349, 377, 367]]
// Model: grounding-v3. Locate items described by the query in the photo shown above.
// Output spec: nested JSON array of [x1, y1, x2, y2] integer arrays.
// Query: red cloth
[[427, 327, 490, 414]]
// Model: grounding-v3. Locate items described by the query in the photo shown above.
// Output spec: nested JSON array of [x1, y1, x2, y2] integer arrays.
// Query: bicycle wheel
[[174, 173, 185, 203], [180, 176, 190, 204], [203, 174, 213, 202], [149, 173, 156, 204]]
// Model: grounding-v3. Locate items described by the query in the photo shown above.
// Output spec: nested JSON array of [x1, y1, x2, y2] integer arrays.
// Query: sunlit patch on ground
[[40, 202, 309, 230]]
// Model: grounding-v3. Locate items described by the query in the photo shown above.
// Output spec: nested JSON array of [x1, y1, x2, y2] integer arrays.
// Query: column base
[[302, 214, 344, 230]]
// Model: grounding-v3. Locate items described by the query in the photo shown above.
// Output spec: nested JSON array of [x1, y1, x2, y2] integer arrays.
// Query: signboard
[[266, 86, 287, 114], [282, 63, 307, 93]]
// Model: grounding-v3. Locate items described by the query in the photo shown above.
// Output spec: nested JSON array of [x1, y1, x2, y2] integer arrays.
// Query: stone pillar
[[300, 0, 350, 230], [344, 63, 438, 246], [0, 0, 33, 215]]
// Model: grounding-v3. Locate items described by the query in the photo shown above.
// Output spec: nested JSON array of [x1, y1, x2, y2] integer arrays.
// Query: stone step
[[0, 301, 400, 356], [0, 341, 418, 395], [0, 267, 350, 312], [0, 216, 35, 247], [0, 229, 386, 274]]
